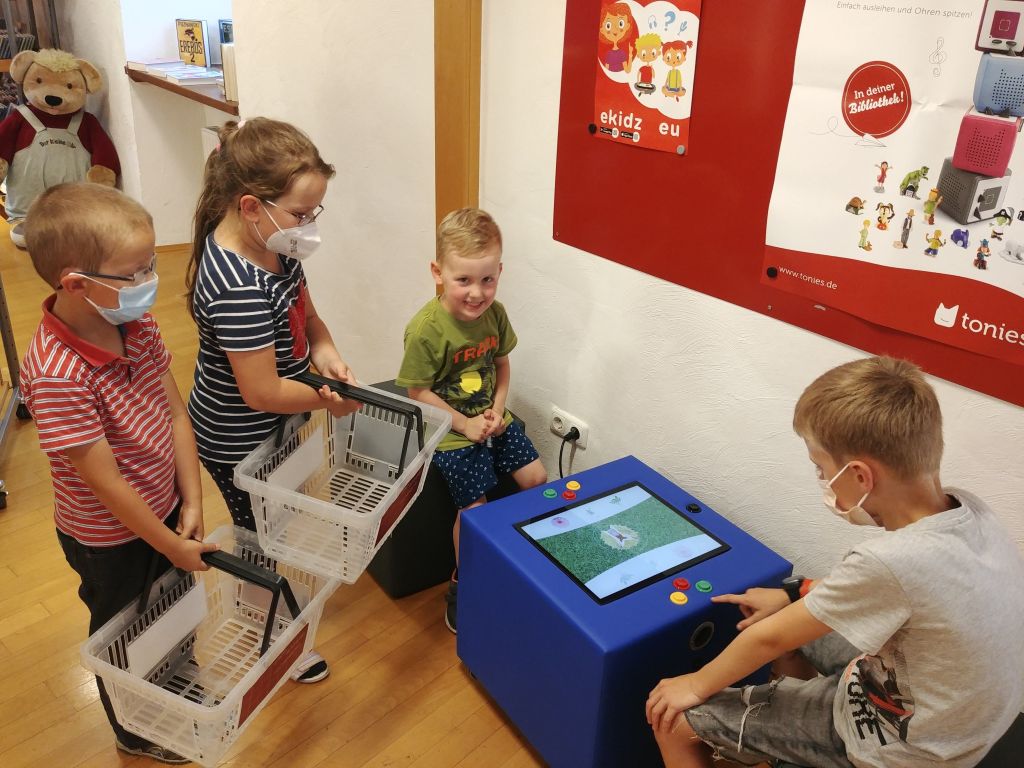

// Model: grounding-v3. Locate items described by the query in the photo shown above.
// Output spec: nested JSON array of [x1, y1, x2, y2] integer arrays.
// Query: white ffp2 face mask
[[819, 463, 877, 526], [256, 202, 321, 261]]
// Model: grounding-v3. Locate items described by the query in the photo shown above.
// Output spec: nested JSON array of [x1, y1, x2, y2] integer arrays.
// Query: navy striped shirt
[[187, 234, 310, 464]]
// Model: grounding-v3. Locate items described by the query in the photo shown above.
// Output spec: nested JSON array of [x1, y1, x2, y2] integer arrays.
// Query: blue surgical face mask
[[78, 274, 159, 325]]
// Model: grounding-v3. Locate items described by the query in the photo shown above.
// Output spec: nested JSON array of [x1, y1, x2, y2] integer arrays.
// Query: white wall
[[55, 0, 232, 245], [479, 0, 1024, 577], [232, 0, 436, 383], [121, 1, 231, 65], [121, 0, 233, 245], [56, 0, 141, 201], [63, 0, 1022, 573]]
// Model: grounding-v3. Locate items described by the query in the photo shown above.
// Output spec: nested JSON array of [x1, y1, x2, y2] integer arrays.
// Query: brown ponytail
[[185, 117, 335, 320]]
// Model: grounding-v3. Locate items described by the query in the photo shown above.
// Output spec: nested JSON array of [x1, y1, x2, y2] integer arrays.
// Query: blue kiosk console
[[458, 456, 791, 768]]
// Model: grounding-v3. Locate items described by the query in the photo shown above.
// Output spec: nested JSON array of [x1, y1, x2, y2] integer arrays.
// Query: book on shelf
[[176, 18, 220, 67], [164, 69, 223, 86], [221, 43, 238, 101], [126, 57, 180, 72], [218, 19, 234, 44], [146, 61, 196, 76], [129, 61, 223, 86]]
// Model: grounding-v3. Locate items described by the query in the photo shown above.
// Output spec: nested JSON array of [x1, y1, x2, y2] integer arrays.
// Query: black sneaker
[[115, 738, 191, 764], [444, 577, 458, 634]]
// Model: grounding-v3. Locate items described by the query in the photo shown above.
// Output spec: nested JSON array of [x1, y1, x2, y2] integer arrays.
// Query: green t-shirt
[[396, 297, 517, 450]]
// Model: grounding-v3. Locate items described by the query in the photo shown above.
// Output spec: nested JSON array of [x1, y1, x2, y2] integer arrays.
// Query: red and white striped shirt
[[21, 296, 180, 546]]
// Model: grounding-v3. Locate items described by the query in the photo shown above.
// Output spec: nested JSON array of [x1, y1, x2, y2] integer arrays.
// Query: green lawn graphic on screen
[[535, 495, 705, 585]]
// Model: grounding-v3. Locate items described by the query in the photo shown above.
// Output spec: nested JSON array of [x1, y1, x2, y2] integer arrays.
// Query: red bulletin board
[[553, 0, 1024, 407]]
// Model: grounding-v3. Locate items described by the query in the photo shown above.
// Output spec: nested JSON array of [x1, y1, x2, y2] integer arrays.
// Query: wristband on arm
[[782, 575, 812, 602]]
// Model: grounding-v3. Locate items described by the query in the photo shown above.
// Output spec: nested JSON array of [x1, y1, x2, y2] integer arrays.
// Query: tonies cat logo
[[933, 303, 958, 328]]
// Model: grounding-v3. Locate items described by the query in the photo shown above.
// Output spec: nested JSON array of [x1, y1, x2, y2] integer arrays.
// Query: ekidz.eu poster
[[594, 0, 702, 154], [764, 0, 1024, 366]]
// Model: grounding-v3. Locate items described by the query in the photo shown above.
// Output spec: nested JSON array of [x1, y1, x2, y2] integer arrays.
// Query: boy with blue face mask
[[647, 356, 1024, 768], [20, 182, 217, 765]]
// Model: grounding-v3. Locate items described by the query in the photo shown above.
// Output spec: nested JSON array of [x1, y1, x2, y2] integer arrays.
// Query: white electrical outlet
[[550, 406, 589, 449]]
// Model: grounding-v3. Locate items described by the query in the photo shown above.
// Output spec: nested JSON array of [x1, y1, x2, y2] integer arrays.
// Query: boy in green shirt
[[397, 208, 547, 633]]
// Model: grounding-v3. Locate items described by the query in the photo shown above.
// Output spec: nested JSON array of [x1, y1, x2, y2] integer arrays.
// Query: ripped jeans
[[683, 633, 858, 767]]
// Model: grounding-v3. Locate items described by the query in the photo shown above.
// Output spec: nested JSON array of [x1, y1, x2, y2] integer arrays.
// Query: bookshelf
[[124, 64, 238, 115]]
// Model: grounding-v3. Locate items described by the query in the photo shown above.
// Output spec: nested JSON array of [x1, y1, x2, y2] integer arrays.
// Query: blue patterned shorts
[[432, 421, 540, 509]]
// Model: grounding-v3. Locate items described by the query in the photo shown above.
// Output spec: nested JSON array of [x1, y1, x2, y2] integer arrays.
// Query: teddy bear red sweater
[[0, 103, 120, 174]]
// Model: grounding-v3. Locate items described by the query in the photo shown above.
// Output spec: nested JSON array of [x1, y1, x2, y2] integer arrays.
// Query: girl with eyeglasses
[[185, 118, 358, 684]]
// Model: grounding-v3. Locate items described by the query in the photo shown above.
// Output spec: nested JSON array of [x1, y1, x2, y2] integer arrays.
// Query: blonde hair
[[636, 33, 662, 50], [436, 207, 502, 264], [25, 183, 153, 288], [30, 48, 79, 73], [186, 117, 335, 319], [793, 356, 943, 478]]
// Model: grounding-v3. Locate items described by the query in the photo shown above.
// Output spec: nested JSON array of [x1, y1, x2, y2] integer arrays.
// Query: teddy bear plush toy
[[0, 48, 120, 247]]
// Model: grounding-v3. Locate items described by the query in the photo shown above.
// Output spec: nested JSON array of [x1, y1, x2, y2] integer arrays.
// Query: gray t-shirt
[[804, 489, 1024, 768]]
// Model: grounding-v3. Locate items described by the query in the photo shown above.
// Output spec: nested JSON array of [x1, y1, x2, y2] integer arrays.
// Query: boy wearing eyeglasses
[[20, 182, 216, 765]]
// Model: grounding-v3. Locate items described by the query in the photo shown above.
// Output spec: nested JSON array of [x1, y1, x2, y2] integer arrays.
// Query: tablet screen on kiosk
[[516, 483, 729, 604]]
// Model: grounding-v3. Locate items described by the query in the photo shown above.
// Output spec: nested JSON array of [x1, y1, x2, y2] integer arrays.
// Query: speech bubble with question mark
[[664, 10, 676, 31]]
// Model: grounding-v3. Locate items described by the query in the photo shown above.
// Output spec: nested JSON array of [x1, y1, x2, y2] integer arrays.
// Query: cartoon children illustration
[[925, 229, 945, 256], [899, 166, 929, 198], [660, 40, 694, 100], [633, 33, 661, 95], [922, 188, 942, 225], [876, 202, 895, 230], [975, 238, 991, 269], [858, 220, 873, 251], [894, 208, 914, 249], [598, 2, 638, 74], [874, 161, 890, 193]]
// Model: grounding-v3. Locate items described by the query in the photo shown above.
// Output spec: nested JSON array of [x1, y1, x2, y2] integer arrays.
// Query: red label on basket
[[375, 466, 425, 545], [239, 624, 308, 725]]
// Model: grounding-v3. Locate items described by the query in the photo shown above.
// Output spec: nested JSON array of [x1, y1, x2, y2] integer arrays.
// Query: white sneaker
[[291, 650, 329, 683]]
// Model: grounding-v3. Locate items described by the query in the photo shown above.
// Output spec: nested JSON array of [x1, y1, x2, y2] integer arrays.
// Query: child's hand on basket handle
[[317, 384, 362, 419], [318, 358, 357, 385], [168, 538, 219, 573], [315, 359, 362, 418]]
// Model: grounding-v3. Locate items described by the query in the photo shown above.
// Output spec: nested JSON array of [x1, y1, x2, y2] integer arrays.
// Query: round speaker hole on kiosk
[[689, 621, 715, 651]]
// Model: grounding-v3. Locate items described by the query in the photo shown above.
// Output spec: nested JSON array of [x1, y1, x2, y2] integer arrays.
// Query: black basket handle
[[295, 371, 425, 472], [138, 548, 302, 658]]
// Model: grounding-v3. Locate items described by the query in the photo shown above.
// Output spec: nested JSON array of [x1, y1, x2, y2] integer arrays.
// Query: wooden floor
[[0, 234, 545, 767]]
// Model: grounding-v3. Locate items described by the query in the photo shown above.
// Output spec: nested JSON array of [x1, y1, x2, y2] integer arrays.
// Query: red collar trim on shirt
[[40, 294, 136, 367], [24, 104, 77, 129]]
